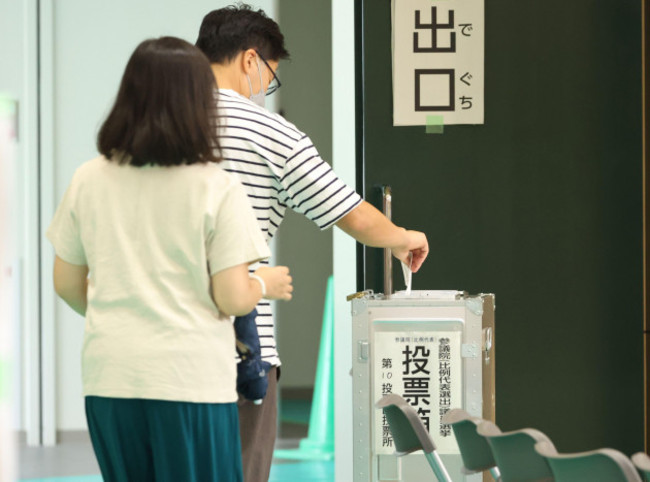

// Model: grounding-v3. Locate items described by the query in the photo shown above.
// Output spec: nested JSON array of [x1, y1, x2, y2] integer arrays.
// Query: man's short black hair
[[97, 37, 221, 167], [195, 4, 290, 64]]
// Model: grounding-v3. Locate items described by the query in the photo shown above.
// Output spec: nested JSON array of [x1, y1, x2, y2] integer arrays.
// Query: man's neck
[[211, 64, 246, 96]]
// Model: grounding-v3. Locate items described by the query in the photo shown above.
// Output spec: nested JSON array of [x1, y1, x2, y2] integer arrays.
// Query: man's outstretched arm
[[335, 200, 429, 272]]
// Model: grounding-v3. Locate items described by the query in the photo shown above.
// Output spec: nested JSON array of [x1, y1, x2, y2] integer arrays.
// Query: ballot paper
[[400, 252, 413, 295]]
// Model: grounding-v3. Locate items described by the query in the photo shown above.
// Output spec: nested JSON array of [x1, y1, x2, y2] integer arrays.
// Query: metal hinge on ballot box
[[349, 290, 496, 482], [347, 289, 468, 302]]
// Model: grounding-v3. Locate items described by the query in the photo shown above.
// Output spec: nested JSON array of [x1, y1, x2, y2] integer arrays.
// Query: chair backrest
[[632, 452, 650, 481], [477, 420, 554, 481], [441, 408, 497, 473], [375, 393, 434, 455], [537, 441, 642, 482], [376, 394, 453, 482]]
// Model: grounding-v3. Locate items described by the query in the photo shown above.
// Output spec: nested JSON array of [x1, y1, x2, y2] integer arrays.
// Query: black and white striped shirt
[[217, 89, 362, 365]]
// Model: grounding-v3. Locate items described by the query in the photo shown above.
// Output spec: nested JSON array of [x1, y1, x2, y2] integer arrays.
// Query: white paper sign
[[392, 0, 484, 126], [374, 330, 462, 454]]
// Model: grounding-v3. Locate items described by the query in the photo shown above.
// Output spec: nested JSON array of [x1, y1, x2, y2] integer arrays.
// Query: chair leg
[[424, 451, 453, 482], [489, 466, 501, 481]]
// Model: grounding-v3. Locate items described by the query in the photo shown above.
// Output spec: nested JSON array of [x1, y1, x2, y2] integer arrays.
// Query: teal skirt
[[85, 396, 242, 482]]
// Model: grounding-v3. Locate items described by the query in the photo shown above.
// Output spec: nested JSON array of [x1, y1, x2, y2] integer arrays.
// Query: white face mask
[[246, 57, 266, 108]]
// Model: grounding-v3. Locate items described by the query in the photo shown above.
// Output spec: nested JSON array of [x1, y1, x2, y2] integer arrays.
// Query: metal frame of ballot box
[[350, 290, 495, 482]]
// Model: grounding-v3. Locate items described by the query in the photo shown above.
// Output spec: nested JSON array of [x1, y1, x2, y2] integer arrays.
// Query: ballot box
[[350, 290, 495, 482]]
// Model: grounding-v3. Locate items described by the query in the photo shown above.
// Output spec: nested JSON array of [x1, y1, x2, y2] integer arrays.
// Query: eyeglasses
[[256, 51, 281, 96]]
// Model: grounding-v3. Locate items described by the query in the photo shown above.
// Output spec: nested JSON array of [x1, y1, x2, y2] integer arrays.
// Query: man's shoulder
[[217, 90, 305, 143]]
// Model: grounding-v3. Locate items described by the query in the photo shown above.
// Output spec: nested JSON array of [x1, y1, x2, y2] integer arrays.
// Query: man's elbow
[[335, 203, 369, 236]]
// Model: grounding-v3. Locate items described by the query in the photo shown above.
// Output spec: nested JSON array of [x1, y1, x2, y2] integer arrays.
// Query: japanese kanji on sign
[[373, 331, 462, 454], [392, 0, 485, 126]]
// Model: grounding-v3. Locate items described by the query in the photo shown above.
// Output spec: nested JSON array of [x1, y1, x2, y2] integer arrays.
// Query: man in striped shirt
[[196, 6, 429, 482]]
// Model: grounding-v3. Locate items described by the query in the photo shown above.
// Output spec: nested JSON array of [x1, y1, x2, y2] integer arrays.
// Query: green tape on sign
[[425, 115, 444, 134]]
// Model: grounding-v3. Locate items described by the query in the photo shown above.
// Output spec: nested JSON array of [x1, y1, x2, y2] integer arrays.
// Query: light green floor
[[270, 460, 333, 481]]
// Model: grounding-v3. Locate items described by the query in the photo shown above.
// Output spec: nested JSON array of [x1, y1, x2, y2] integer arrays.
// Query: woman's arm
[[53, 255, 89, 316], [211, 264, 292, 316]]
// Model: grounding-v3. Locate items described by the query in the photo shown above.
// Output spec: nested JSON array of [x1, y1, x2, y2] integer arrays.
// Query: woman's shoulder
[[188, 162, 241, 191], [73, 155, 106, 171], [64, 156, 109, 188], [73, 157, 239, 194]]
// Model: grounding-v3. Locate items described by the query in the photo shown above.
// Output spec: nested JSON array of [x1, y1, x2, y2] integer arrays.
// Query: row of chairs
[[376, 394, 650, 481]]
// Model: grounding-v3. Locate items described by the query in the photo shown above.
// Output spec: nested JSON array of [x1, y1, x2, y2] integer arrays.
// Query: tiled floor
[[18, 442, 334, 482], [19, 461, 335, 482], [18, 433, 100, 480], [21, 477, 101, 482]]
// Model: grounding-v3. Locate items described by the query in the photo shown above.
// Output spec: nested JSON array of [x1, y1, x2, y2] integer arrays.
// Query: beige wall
[[275, 0, 333, 389]]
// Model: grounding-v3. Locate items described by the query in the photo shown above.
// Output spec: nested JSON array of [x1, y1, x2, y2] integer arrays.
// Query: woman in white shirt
[[47, 36, 292, 482]]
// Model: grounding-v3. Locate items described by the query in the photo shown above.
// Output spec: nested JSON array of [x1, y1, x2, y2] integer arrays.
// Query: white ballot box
[[350, 290, 495, 482]]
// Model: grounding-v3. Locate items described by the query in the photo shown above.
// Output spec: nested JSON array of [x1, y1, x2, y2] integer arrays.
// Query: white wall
[[0, 0, 24, 437], [0, 0, 26, 109], [0, 0, 39, 444], [0, 95, 19, 482], [44, 0, 277, 431]]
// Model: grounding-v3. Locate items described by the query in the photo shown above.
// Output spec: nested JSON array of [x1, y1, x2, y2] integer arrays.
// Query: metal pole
[[424, 451, 453, 482], [489, 467, 502, 481], [382, 185, 392, 297]]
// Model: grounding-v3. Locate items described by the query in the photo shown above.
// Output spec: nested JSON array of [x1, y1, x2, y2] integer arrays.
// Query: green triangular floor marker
[[274, 276, 335, 461]]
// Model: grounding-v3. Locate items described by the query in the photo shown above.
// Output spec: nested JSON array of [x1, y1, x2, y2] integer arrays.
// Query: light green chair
[[477, 420, 554, 482], [536, 441, 642, 482], [376, 394, 452, 482], [630, 452, 650, 481], [441, 408, 500, 480]]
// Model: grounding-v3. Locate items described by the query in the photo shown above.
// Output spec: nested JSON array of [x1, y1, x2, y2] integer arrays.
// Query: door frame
[[641, 0, 650, 452], [332, 0, 358, 479]]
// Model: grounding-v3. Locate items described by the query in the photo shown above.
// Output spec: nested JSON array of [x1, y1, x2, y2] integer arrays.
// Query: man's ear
[[241, 48, 258, 75]]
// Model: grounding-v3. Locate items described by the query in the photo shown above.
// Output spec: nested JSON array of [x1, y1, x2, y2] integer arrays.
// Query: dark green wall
[[358, 0, 644, 454]]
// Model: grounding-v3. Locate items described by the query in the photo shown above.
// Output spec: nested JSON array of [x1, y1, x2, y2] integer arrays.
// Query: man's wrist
[[392, 226, 408, 251]]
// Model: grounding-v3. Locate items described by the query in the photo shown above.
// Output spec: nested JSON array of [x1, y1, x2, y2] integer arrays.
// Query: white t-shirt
[[46, 156, 270, 403], [217, 89, 363, 365]]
